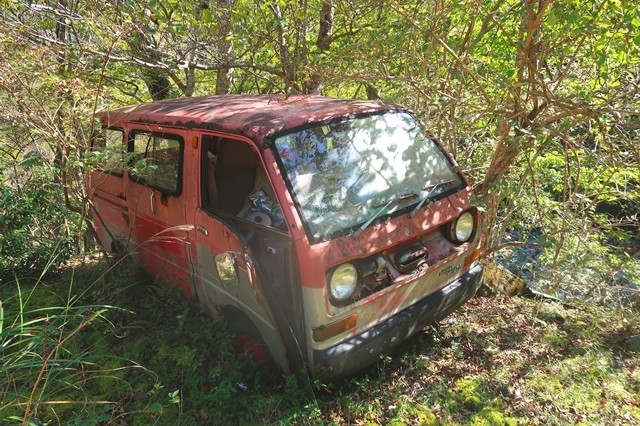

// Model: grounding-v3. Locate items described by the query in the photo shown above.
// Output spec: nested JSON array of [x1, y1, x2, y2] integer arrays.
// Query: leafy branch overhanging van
[[88, 94, 484, 379]]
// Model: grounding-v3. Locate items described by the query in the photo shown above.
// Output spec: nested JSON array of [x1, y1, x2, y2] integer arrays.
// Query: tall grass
[[0, 260, 155, 424]]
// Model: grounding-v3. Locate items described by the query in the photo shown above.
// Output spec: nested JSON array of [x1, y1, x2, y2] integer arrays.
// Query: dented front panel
[[289, 187, 481, 370], [293, 189, 475, 290]]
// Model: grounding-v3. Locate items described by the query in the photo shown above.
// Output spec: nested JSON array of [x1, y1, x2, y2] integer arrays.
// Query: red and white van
[[88, 95, 483, 379]]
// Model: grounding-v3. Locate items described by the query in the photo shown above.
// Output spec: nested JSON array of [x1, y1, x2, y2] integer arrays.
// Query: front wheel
[[229, 315, 269, 362], [228, 314, 281, 390]]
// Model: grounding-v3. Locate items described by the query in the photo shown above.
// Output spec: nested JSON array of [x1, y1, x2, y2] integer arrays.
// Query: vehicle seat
[[215, 138, 257, 214], [252, 165, 277, 201]]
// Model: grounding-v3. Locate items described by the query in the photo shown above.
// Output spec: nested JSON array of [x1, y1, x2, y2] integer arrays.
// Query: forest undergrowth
[[1, 256, 638, 425]]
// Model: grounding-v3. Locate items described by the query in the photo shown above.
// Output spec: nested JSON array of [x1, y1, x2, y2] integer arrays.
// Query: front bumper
[[312, 263, 484, 380]]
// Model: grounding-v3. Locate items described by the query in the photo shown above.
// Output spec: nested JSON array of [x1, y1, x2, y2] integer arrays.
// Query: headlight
[[452, 211, 474, 243], [328, 263, 358, 302]]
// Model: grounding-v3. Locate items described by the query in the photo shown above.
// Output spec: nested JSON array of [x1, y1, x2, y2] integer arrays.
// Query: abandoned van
[[88, 94, 483, 379]]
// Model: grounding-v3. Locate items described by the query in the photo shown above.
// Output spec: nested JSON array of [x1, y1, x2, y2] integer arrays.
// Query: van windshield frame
[[272, 111, 465, 243]]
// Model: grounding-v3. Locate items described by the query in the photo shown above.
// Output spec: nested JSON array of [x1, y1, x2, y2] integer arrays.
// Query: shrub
[[0, 168, 80, 281]]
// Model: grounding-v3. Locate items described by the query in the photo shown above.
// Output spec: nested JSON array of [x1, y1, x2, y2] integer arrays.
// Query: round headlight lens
[[329, 263, 358, 302], [454, 211, 474, 242]]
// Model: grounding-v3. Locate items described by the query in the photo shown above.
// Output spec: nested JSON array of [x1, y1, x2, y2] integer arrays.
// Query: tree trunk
[[478, 0, 549, 251], [141, 67, 175, 101], [215, 0, 235, 95], [303, 0, 334, 94]]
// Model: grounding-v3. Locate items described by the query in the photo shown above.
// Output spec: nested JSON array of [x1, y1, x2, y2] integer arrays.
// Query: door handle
[[149, 190, 156, 213], [197, 225, 208, 236]]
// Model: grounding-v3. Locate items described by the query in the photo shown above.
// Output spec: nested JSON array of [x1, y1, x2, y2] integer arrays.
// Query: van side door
[[126, 126, 195, 298], [192, 134, 306, 372], [88, 127, 130, 252], [192, 134, 269, 315]]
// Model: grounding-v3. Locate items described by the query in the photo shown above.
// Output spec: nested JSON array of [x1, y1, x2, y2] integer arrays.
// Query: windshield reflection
[[274, 112, 463, 241]]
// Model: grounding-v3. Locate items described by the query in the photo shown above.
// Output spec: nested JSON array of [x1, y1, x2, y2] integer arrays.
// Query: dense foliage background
[[1, 0, 638, 296], [1, 0, 638, 423]]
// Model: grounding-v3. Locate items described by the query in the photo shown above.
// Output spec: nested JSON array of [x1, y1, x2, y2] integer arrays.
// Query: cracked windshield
[[275, 112, 464, 240]]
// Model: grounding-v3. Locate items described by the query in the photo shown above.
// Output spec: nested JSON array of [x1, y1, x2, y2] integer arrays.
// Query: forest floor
[[1, 258, 639, 425]]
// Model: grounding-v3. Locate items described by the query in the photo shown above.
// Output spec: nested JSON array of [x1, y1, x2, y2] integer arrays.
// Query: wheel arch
[[220, 304, 291, 373]]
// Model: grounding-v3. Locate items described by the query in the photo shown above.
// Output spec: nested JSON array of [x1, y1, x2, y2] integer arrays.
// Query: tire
[[228, 314, 269, 362], [227, 312, 284, 390]]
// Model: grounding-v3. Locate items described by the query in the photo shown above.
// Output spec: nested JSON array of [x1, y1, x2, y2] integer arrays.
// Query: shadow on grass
[[2, 260, 639, 425]]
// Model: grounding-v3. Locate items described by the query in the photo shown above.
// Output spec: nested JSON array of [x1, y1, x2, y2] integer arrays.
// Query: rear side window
[[130, 131, 183, 195], [93, 128, 125, 175]]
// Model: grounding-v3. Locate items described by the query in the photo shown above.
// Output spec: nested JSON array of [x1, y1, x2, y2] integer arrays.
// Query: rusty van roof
[[99, 94, 400, 143]]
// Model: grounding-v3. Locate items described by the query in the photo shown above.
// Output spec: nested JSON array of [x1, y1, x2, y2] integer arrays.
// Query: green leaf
[[20, 157, 41, 168], [149, 401, 163, 413]]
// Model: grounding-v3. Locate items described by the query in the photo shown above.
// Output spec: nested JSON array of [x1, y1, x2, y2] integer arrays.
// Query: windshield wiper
[[352, 192, 417, 237], [409, 179, 460, 217]]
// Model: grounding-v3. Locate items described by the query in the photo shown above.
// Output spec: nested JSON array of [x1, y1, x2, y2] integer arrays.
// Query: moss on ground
[[1, 259, 639, 424]]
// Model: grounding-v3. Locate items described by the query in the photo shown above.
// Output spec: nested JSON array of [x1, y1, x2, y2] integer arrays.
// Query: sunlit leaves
[[0, 0, 638, 296]]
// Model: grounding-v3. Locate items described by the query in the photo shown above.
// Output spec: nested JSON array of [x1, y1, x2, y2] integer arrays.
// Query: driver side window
[[201, 135, 283, 228]]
